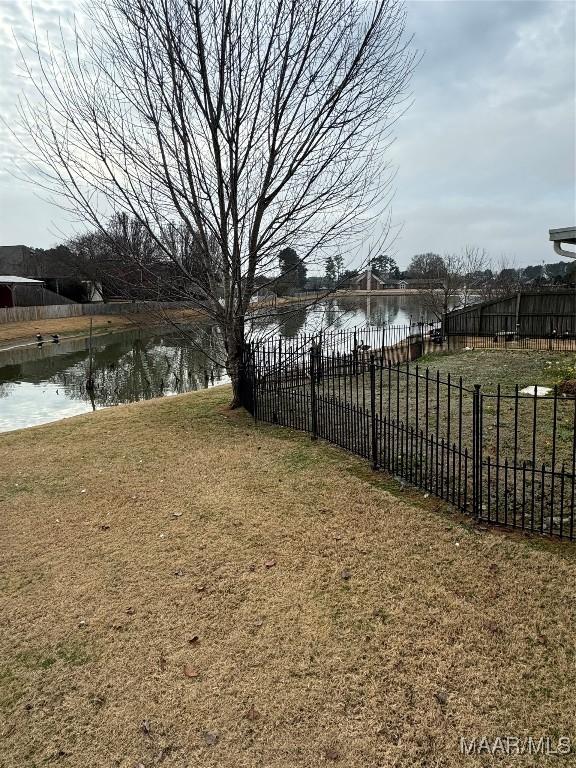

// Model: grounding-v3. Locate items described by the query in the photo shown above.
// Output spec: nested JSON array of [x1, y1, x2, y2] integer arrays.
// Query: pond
[[0, 294, 437, 432]]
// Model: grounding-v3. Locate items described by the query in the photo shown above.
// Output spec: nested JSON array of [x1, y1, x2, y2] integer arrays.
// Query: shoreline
[[0, 289, 424, 350], [335, 288, 429, 296], [0, 295, 312, 352]]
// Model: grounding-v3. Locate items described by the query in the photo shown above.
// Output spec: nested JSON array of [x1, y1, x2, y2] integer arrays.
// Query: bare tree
[[66, 214, 163, 298], [411, 247, 491, 322], [14, 0, 415, 405], [488, 256, 525, 299]]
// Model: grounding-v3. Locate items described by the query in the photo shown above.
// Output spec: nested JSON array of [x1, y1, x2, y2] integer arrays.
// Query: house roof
[[353, 269, 385, 284], [0, 275, 45, 285], [549, 227, 576, 244]]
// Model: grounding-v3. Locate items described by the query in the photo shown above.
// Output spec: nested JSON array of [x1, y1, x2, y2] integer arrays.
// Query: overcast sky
[[0, 0, 574, 268]]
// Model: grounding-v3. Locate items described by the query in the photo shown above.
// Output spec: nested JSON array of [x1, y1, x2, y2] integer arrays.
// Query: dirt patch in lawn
[[0, 387, 575, 767]]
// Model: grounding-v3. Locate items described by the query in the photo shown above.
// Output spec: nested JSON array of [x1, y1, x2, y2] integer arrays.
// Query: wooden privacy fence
[[0, 300, 195, 325], [444, 290, 576, 338], [0, 303, 84, 323]]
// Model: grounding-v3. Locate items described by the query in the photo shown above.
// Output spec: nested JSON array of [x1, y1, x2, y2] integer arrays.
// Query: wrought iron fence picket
[[240, 324, 576, 540]]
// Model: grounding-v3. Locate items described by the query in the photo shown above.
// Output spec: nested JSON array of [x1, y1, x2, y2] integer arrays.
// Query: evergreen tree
[[370, 254, 399, 278], [276, 248, 307, 295], [325, 256, 337, 286], [334, 254, 345, 280]]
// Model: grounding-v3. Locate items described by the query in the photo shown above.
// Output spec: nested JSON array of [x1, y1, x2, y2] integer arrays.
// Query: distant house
[[352, 270, 413, 290], [353, 268, 386, 291], [0, 245, 101, 303], [380, 278, 409, 289], [0, 276, 45, 308], [402, 277, 445, 290]]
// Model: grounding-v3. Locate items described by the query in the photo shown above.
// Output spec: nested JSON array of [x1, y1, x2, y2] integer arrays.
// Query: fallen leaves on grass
[[245, 704, 260, 721], [435, 690, 449, 706], [183, 664, 199, 679]]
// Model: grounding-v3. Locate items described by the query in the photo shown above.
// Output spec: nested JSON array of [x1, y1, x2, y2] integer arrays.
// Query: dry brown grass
[[1, 387, 575, 767]]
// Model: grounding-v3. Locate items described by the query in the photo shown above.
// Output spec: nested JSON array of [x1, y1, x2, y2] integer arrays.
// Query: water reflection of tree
[[53, 331, 227, 408], [0, 381, 15, 400], [0, 364, 22, 399], [336, 295, 441, 327], [276, 306, 308, 338], [0, 352, 88, 386], [319, 300, 346, 331]]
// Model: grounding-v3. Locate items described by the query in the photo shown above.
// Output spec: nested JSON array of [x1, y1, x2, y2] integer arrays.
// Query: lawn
[[416, 347, 576, 393], [302, 347, 576, 468], [1, 386, 575, 767]]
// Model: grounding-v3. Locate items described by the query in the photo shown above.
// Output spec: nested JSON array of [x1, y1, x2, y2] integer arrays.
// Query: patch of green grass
[[15, 642, 91, 671], [335, 349, 576, 467], [282, 446, 317, 470], [54, 642, 91, 666], [0, 569, 44, 595], [0, 665, 25, 711], [541, 357, 576, 387], [0, 481, 35, 501], [416, 348, 576, 393]]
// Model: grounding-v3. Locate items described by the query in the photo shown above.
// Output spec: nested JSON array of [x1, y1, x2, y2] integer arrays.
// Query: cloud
[[0, 0, 574, 265], [390, 0, 575, 265]]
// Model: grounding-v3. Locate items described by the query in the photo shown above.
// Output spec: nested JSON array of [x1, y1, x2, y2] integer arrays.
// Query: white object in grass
[[520, 386, 552, 397]]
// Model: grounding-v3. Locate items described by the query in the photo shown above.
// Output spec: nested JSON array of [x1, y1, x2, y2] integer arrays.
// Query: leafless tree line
[[405, 247, 550, 322]]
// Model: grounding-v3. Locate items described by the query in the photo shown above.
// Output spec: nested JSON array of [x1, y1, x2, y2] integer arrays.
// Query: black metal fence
[[241, 325, 576, 540]]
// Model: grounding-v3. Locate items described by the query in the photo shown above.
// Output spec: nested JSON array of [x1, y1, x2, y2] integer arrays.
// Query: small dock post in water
[[86, 318, 96, 398]]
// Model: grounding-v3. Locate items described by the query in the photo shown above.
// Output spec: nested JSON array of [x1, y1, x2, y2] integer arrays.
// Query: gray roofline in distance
[[0, 275, 45, 285]]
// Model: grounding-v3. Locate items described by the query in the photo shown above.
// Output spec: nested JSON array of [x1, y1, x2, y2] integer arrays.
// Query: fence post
[[251, 346, 257, 423], [310, 343, 318, 441], [370, 353, 378, 469], [442, 312, 448, 350], [418, 321, 425, 359], [472, 383, 482, 520]]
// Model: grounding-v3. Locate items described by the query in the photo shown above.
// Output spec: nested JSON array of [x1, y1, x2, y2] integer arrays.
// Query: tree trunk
[[225, 317, 246, 409]]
